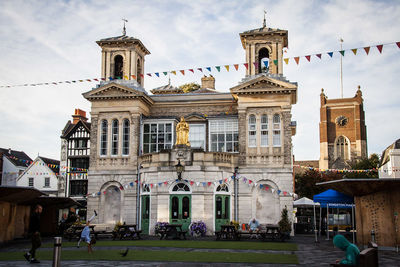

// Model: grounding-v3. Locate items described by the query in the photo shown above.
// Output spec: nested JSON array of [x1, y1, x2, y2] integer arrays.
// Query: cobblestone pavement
[[0, 235, 398, 266]]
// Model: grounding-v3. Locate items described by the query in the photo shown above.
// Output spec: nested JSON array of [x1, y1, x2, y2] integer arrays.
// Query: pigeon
[[120, 248, 129, 257]]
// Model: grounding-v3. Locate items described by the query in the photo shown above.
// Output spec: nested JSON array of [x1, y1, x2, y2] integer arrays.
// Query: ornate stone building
[[319, 87, 367, 169], [83, 23, 297, 235]]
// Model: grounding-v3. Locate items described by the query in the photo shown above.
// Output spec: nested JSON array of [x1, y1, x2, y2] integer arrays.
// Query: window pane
[[144, 124, 149, 133]]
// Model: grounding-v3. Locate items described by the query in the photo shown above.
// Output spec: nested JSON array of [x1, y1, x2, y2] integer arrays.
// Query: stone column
[[90, 115, 99, 169], [281, 111, 292, 165], [106, 52, 111, 79], [238, 109, 247, 165], [278, 43, 283, 74]]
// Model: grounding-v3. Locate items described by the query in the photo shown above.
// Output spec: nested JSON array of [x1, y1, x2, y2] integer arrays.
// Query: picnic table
[[113, 224, 142, 240], [63, 225, 94, 241], [215, 225, 240, 240], [158, 224, 187, 240]]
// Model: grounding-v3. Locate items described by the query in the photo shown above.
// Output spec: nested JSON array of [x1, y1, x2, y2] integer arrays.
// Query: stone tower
[[319, 87, 368, 169], [239, 22, 288, 76], [96, 33, 150, 87]]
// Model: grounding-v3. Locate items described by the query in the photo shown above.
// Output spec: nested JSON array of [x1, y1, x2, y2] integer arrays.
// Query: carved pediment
[[185, 113, 207, 122], [230, 75, 297, 95], [83, 82, 153, 105]]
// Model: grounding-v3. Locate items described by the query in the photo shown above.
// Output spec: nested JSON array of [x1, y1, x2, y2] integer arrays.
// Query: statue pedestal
[[173, 144, 191, 162]]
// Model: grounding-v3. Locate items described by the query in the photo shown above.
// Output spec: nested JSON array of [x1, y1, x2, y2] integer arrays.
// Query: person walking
[[24, 204, 43, 264]]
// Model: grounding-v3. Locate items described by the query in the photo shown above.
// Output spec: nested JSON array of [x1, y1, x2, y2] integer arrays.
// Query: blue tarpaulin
[[313, 189, 354, 208]]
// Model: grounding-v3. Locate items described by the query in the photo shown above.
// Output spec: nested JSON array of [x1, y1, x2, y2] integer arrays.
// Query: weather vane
[[263, 10, 267, 28], [122, 19, 128, 36]]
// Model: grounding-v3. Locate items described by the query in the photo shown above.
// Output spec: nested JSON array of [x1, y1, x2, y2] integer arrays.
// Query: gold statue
[[176, 117, 190, 146]]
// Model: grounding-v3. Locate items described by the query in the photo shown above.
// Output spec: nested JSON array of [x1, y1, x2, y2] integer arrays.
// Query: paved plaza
[[0, 235, 398, 266]]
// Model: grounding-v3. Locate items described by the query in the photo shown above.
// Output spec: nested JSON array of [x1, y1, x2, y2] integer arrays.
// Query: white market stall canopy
[[293, 197, 320, 207]]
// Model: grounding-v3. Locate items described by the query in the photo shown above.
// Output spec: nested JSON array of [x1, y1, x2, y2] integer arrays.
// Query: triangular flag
[[171, 71, 177, 75], [328, 52, 333, 57], [316, 54, 322, 59], [131, 75, 136, 80], [294, 57, 300, 64], [339, 50, 345, 56], [189, 69, 194, 73], [244, 63, 248, 69], [396, 42, 400, 48], [234, 64, 239, 70], [305, 55, 311, 62], [284, 58, 289, 64], [206, 67, 211, 72], [277, 190, 281, 195], [163, 72, 168, 76], [124, 75, 129, 80], [147, 73, 152, 77], [364, 47, 370, 55], [140, 74, 144, 78], [180, 70, 185, 75], [273, 60, 278, 65], [253, 62, 259, 69], [376, 45, 383, 53], [197, 68, 203, 72], [351, 49, 357, 55], [225, 65, 229, 72], [271, 188, 275, 193], [215, 66, 221, 72], [196, 182, 200, 186], [155, 73, 160, 77]]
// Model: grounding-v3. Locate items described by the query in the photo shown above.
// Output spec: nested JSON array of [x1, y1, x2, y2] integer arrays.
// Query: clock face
[[335, 115, 348, 126]]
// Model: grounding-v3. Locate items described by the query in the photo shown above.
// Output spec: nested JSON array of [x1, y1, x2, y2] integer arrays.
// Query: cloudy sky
[[0, 0, 399, 162]]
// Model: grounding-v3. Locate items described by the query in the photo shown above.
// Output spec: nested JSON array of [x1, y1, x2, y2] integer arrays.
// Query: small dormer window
[[114, 55, 123, 79]]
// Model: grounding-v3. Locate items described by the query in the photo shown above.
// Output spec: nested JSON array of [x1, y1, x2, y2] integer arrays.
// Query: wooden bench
[[112, 224, 142, 240], [159, 224, 187, 240], [215, 225, 240, 241]]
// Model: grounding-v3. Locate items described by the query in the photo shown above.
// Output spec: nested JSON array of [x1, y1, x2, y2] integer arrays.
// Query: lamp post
[[233, 167, 239, 222], [175, 160, 184, 180]]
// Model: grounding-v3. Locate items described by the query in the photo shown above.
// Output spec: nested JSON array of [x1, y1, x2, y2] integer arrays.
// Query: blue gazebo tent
[[313, 189, 353, 208], [313, 189, 355, 242]]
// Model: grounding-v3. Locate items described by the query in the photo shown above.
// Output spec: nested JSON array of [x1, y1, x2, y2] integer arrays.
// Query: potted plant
[[189, 221, 207, 237], [155, 222, 169, 236], [278, 207, 292, 241]]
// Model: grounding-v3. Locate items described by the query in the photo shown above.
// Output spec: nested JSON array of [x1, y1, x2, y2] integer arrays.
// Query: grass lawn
[[0, 249, 298, 264], [44, 240, 298, 251]]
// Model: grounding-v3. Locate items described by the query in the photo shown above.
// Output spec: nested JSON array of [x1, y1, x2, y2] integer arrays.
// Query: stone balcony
[[139, 149, 239, 169]]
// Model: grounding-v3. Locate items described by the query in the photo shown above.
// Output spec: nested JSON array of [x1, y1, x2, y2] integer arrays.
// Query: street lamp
[[175, 160, 184, 180], [233, 167, 239, 222]]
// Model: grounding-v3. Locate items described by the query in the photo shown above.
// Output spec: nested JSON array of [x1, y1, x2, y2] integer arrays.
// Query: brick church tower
[[319, 86, 367, 169]]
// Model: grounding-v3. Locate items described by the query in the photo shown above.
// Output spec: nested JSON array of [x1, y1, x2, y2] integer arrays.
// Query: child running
[[77, 210, 97, 253]]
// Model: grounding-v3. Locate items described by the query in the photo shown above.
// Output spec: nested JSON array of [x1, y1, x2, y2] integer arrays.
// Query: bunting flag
[[294, 164, 378, 173], [1, 41, 399, 88]]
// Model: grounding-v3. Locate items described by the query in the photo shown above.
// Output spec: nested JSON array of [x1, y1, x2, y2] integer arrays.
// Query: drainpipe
[[136, 114, 143, 229], [233, 167, 239, 222]]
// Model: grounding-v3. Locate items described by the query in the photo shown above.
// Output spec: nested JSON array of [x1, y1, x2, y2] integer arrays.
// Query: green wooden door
[[141, 195, 150, 234], [170, 194, 191, 231], [215, 195, 230, 231]]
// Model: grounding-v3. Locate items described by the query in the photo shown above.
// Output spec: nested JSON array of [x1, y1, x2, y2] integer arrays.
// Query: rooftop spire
[[122, 18, 128, 36], [263, 10, 267, 28]]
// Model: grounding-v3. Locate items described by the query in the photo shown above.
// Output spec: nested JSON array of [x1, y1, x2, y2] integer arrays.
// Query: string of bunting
[[294, 165, 380, 173], [1, 41, 399, 88], [86, 175, 298, 198]]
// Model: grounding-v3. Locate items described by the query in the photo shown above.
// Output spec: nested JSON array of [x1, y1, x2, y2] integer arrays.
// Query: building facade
[[84, 24, 297, 235], [379, 138, 400, 178], [60, 109, 91, 204], [0, 148, 32, 186], [17, 156, 60, 195], [319, 87, 367, 169]]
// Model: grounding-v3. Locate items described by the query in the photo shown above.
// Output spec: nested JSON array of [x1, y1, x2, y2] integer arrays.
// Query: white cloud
[[0, 0, 399, 161]]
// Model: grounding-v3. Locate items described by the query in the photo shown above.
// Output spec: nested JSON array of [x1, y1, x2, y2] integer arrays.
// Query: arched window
[[100, 120, 108, 155], [122, 119, 130, 155], [172, 183, 190, 192], [111, 119, 119, 155], [137, 58, 142, 84], [216, 184, 229, 192], [273, 114, 281, 147], [248, 115, 256, 147], [261, 115, 268, 147], [336, 136, 350, 160], [114, 55, 123, 79], [258, 48, 270, 73]]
